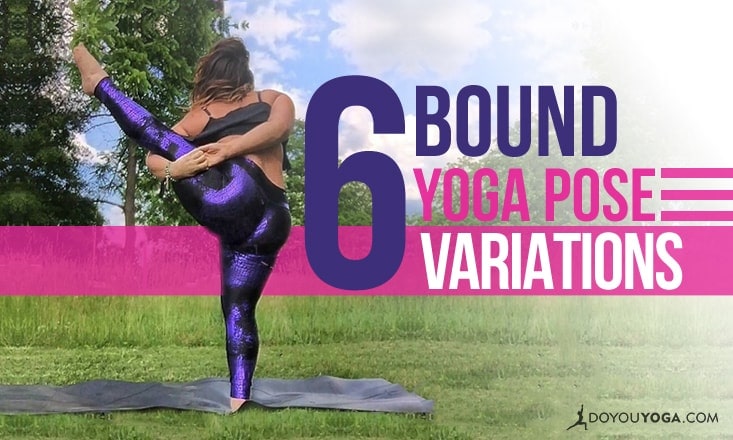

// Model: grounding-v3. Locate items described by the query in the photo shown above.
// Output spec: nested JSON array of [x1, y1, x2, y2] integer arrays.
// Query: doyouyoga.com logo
[[566, 405, 718, 431]]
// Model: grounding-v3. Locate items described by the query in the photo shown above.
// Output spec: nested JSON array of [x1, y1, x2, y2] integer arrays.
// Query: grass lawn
[[1, 296, 732, 439]]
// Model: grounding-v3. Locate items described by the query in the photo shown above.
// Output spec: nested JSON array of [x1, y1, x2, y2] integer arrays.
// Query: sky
[[76, 0, 733, 225]]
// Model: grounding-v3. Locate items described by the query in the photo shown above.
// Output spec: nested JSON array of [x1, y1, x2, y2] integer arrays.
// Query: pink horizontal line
[[4, 225, 733, 295], [661, 190, 733, 200], [661, 168, 733, 178], [660, 211, 733, 221]]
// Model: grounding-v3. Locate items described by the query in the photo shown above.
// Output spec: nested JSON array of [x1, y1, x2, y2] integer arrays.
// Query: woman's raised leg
[[71, 44, 262, 235], [72, 44, 195, 161]]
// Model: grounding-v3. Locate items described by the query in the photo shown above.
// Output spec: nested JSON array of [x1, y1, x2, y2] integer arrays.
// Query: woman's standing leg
[[219, 245, 277, 411]]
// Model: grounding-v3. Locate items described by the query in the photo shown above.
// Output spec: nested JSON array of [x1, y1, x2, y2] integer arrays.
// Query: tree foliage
[[0, 0, 102, 225], [284, 121, 305, 225]]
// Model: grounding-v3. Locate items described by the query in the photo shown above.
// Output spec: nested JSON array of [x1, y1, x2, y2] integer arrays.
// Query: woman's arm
[[145, 108, 210, 180], [199, 91, 295, 166], [146, 153, 169, 181]]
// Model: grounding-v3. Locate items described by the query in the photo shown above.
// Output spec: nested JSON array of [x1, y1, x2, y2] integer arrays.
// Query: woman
[[72, 38, 294, 413]]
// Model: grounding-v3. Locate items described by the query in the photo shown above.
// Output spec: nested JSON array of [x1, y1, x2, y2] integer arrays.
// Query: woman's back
[[175, 90, 287, 189]]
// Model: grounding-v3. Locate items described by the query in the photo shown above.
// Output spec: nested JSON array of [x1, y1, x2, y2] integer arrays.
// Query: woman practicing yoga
[[72, 38, 294, 413]]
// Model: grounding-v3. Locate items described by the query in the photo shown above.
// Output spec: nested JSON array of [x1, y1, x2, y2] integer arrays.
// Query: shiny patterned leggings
[[94, 78, 291, 399]]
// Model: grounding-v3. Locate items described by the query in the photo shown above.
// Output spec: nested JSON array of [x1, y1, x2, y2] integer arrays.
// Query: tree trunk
[[124, 139, 137, 226]]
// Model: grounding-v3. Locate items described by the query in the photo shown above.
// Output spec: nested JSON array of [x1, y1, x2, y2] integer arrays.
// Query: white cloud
[[328, 0, 492, 77], [72, 132, 107, 165], [277, 44, 298, 61], [228, 1, 321, 54], [245, 4, 306, 50], [103, 205, 125, 226], [506, 0, 593, 85], [227, 0, 323, 97], [250, 50, 282, 78]]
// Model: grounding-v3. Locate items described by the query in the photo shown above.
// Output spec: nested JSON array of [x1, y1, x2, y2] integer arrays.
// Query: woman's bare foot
[[71, 44, 108, 96], [230, 397, 246, 413]]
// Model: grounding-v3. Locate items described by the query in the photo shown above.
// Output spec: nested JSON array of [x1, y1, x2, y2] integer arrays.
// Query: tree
[[0, 0, 102, 225], [338, 181, 373, 226], [72, 0, 227, 225], [284, 121, 305, 225]]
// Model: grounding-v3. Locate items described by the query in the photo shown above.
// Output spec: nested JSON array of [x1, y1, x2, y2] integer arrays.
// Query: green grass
[[1, 296, 732, 439]]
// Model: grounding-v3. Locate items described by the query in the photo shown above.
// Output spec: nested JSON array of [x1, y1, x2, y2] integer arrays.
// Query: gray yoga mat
[[0, 376, 433, 415]]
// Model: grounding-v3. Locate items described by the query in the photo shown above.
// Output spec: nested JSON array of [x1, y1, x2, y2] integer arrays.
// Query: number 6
[[305, 76, 406, 289]]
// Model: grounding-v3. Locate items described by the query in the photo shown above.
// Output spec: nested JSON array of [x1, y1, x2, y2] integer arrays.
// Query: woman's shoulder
[[173, 106, 210, 138], [202, 91, 292, 120], [256, 89, 291, 105]]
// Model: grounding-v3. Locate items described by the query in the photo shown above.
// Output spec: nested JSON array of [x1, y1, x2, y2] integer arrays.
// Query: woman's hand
[[199, 142, 233, 168], [170, 149, 209, 179]]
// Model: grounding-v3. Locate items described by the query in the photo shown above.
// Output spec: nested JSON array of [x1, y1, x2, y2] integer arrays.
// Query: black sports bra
[[190, 91, 291, 171]]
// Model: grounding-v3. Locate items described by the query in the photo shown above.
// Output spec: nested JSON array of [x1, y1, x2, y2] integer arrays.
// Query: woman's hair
[[191, 37, 254, 108]]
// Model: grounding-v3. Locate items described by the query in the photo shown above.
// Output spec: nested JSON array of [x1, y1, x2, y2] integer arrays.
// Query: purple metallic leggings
[[94, 78, 291, 399]]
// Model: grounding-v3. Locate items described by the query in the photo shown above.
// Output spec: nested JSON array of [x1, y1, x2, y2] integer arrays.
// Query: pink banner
[[0, 226, 729, 295]]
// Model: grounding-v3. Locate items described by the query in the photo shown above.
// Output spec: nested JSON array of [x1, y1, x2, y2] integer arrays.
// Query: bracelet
[[165, 161, 177, 182], [163, 161, 176, 193]]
